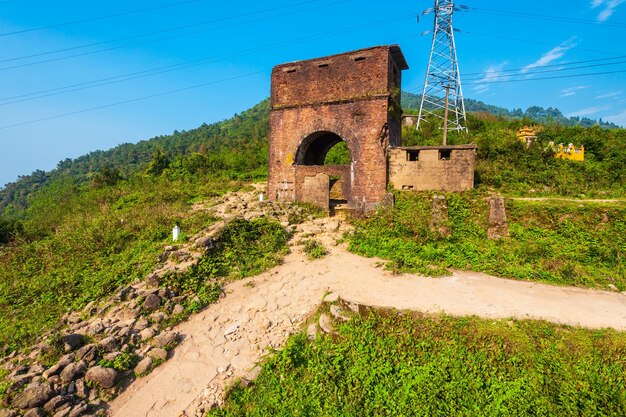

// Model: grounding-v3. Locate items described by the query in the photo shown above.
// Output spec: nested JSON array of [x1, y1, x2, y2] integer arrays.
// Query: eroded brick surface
[[388, 145, 477, 192], [268, 45, 408, 212]]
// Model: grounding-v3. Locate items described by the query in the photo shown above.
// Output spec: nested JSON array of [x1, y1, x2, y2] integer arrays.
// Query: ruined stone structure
[[268, 45, 476, 212], [388, 145, 477, 192], [268, 45, 408, 212]]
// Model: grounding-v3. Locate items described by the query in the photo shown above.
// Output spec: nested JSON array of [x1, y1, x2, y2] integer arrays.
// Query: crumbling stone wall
[[268, 45, 408, 212], [388, 145, 477, 192]]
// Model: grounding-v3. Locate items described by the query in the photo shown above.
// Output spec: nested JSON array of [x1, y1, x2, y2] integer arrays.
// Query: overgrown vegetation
[[211, 309, 626, 416], [162, 218, 289, 313], [0, 95, 624, 357], [0, 176, 241, 353], [349, 192, 625, 290], [302, 239, 327, 260], [402, 111, 626, 197]]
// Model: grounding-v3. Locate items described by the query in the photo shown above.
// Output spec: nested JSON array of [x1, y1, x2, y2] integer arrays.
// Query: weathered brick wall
[[301, 174, 330, 211], [268, 45, 408, 212], [295, 165, 351, 203], [388, 145, 477, 192], [272, 47, 392, 109]]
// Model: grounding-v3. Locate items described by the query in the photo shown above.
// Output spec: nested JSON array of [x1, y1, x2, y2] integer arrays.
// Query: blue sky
[[0, 0, 625, 187]]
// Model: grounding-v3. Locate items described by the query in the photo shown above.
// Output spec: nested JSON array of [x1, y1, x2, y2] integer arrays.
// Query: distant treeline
[[401, 92, 621, 129], [1, 93, 625, 217]]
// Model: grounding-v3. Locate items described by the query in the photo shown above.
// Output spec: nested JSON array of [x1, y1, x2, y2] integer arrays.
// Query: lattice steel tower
[[417, 0, 467, 134]]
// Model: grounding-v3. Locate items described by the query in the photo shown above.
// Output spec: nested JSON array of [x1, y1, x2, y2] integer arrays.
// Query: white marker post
[[172, 225, 181, 241]]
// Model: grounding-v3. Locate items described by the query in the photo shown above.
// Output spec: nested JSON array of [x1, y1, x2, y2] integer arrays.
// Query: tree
[[145, 148, 170, 176]]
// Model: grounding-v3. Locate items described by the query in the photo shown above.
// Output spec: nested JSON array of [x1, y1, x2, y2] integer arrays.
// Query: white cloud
[[595, 90, 623, 99], [559, 86, 589, 97], [604, 108, 626, 126], [472, 62, 508, 94], [522, 39, 578, 73], [567, 105, 611, 117], [591, 0, 625, 21]]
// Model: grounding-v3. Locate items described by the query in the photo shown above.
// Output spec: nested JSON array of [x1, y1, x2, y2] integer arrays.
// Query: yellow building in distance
[[552, 142, 585, 161], [516, 126, 537, 146]]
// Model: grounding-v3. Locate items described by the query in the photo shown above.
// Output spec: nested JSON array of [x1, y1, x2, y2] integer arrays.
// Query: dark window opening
[[407, 150, 420, 161], [354, 56, 366, 62], [287, 69, 296, 73], [318, 63, 329, 68], [439, 149, 452, 160]]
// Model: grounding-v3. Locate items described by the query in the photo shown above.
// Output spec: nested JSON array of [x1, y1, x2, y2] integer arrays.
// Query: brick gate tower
[[268, 45, 409, 212]]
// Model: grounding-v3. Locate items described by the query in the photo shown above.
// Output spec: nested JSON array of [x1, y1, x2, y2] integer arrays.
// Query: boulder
[[12, 382, 55, 409], [97, 337, 118, 353], [153, 331, 178, 349], [43, 395, 71, 413], [60, 361, 87, 384], [134, 357, 153, 375], [67, 402, 88, 417], [75, 344, 97, 363], [84, 367, 117, 389], [23, 408, 45, 417], [0, 409, 18, 417], [139, 328, 156, 341], [171, 304, 184, 315], [318, 314, 335, 335], [74, 379, 88, 399], [146, 348, 168, 361], [142, 294, 161, 311], [61, 334, 85, 352]]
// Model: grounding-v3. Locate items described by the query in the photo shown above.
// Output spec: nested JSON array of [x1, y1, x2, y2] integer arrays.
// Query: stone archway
[[293, 130, 354, 211]]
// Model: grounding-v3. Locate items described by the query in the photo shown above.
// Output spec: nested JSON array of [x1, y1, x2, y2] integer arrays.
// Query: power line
[[464, 55, 626, 77], [0, 0, 353, 71], [0, 71, 265, 130], [0, 0, 201, 37], [464, 68, 626, 85], [463, 59, 626, 81], [0, 14, 414, 106], [462, 31, 623, 57], [0, 18, 417, 128], [0, 0, 335, 64], [409, 68, 626, 88], [472, 7, 626, 29]]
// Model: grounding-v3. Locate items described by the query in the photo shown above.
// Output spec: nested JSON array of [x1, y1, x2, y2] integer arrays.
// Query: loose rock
[[134, 357, 153, 375], [142, 294, 161, 311], [97, 336, 118, 353], [318, 314, 335, 335], [12, 382, 55, 409], [59, 361, 87, 384], [153, 331, 178, 349], [24, 408, 45, 417], [61, 334, 85, 352], [43, 395, 71, 413], [84, 367, 118, 389], [147, 348, 168, 361]]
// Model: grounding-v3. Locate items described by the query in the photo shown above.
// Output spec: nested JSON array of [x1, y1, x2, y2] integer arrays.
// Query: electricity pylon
[[417, 0, 468, 136]]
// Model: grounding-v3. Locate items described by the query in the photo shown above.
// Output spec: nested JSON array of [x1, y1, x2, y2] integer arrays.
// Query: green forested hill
[[401, 92, 621, 128], [0, 99, 270, 214], [2, 93, 623, 216]]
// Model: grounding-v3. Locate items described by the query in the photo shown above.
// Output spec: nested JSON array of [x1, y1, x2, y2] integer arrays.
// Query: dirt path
[[108, 218, 626, 417]]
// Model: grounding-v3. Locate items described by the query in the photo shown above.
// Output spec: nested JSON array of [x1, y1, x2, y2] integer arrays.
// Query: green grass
[[0, 177, 242, 353], [302, 239, 327, 260], [162, 217, 290, 313], [348, 192, 625, 290], [210, 309, 626, 417]]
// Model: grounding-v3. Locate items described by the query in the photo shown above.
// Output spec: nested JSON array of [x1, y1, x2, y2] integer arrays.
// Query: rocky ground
[[0, 184, 322, 417], [2, 184, 625, 417]]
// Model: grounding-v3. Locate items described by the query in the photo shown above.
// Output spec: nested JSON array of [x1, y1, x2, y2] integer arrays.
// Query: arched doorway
[[294, 131, 353, 211]]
